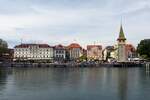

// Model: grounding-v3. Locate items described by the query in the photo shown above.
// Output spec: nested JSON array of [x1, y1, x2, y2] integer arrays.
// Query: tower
[[117, 24, 127, 62]]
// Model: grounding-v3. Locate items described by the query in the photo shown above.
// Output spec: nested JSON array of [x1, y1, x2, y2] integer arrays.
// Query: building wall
[[118, 40, 126, 62], [54, 49, 66, 60], [125, 44, 136, 61], [69, 48, 82, 60], [87, 46, 102, 60], [14, 44, 53, 61], [110, 45, 118, 60]]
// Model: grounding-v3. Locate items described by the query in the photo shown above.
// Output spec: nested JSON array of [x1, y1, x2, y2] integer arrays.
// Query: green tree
[[0, 39, 8, 56], [137, 39, 150, 60], [79, 55, 87, 61]]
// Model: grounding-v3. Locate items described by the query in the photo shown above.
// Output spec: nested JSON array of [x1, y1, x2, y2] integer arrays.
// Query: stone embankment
[[0, 62, 145, 68]]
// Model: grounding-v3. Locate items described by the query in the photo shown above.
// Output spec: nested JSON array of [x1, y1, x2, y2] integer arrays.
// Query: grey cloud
[[0, 0, 149, 48]]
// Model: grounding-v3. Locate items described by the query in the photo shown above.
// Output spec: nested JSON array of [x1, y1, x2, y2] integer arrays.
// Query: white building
[[54, 44, 66, 61], [14, 44, 53, 61], [68, 43, 82, 60]]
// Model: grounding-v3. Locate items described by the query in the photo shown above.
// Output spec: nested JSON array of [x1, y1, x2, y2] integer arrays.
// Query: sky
[[0, 0, 150, 48]]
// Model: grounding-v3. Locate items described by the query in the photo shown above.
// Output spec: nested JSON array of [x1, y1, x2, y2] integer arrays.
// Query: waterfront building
[[87, 45, 102, 60], [125, 44, 136, 61], [14, 44, 53, 62], [103, 46, 116, 62], [117, 25, 127, 62], [67, 43, 82, 60], [110, 44, 118, 60], [54, 44, 66, 62]]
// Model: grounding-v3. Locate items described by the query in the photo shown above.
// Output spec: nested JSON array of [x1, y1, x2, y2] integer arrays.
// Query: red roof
[[87, 45, 102, 50], [68, 43, 82, 49], [14, 44, 52, 48], [125, 44, 136, 52]]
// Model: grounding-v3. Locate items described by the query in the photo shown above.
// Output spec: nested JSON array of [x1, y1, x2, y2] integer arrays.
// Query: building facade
[[125, 44, 136, 60], [117, 25, 127, 62], [14, 44, 53, 62], [68, 43, 82, 60], [87, 45, 102, 60], [54, 44, 66, 61], [103, 46, 116, 62]]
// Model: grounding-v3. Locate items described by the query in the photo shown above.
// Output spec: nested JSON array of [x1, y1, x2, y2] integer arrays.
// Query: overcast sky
[[0, 0, 150, 48]]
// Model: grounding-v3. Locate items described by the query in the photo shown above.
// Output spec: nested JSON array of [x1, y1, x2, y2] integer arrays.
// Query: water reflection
[[145, 68, 150, 76], [0, 67, 150, 100], [117, 69, 128, 100], [0, 67, 12, 96], [0, 68, 7, 92]]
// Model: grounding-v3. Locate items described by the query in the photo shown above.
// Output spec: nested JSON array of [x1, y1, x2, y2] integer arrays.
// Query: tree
[[0, 39, 8, 56], [79, 55, 87, 61], [137, 39, 150, 60]]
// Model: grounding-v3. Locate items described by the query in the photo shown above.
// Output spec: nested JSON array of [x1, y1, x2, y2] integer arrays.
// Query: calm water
[[0, 67, 150, 100]]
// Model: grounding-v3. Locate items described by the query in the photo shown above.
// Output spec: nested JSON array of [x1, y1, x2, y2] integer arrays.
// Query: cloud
[[0, 0, 150, 48]]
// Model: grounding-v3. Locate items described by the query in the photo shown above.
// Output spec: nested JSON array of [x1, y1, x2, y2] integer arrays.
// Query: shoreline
[[0, 61, 148, 68]]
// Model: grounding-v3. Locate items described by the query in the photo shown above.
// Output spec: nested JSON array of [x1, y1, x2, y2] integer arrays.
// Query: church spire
[[117, 24, 126, 41]]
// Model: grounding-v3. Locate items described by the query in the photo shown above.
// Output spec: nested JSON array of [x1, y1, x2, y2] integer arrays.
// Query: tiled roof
[[125, 44, 136, 51], [14, 44, 52, 48], [87, 45, 102, 50], [14, 44, 29, 48], [39, 44, 51, 48], [54, 44, 66, 49], [68, 43, 82, 49]]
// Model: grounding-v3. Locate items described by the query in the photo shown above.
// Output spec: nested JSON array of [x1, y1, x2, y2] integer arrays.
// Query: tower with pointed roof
[[117, 24, 127, 62]]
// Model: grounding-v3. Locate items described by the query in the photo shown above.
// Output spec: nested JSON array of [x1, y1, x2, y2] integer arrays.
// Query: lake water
[[0, 67, 150, 100]]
